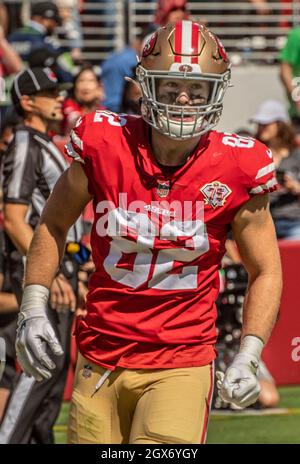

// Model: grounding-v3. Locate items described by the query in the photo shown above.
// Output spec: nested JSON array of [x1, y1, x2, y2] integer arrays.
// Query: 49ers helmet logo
[[142, 32, 158, 58], [214, 36, 229, 62], [179, 64, 193, 73]]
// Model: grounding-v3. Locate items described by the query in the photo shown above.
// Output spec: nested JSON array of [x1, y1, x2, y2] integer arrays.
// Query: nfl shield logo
[[157, 180, 170, 198], [82, 364, 92, 378], [200, 181, 232, 208]]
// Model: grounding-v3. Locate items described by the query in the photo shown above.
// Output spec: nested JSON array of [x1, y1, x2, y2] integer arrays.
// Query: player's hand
[[15, 285, 63, 382], [216, 353, 261, 409], [50, 273, 76, 313]]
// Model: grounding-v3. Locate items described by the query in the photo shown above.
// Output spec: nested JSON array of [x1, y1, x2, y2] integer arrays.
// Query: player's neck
[[151, 128, 201, 166]]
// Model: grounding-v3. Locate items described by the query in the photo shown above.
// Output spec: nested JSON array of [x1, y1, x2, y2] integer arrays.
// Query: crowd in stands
[[0, 0, 299, 441]]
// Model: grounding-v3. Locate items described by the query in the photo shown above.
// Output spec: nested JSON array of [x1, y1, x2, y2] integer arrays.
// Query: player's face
[[75, 69, 103, 105], [32, 89, 64, 121], [157, 79, 210, 108], [256, 122, 279, 143]]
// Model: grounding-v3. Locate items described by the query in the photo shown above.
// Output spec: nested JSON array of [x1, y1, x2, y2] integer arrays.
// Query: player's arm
[[232, 193, 282, 343], [16, 162, 92, 382], [217, 193, 282, 408]]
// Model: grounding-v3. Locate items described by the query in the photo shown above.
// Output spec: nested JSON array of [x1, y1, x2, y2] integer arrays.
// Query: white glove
[[0, 337, 5, 382], [16, 285, 63, 382], [216, 335, 263, 409]]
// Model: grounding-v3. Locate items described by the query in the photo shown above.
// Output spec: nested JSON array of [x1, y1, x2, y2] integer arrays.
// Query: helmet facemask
[[137, 65, 231, 140]]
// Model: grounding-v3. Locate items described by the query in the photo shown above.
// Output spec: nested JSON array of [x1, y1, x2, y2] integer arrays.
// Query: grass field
[[54, 386, 300, 444]]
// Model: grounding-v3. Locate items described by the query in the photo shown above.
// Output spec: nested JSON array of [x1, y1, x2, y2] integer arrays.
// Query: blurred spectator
[[62, 63, 105, 134], [8, 1, 62, 61], [279, 25, 300, 133], [0, 18, 23, 116], [0, 1, 23, 35], [258, 360, 280, 408], [56, 0, 83, 63], [250, 100, 300, 240], [8, 0, 75, 82], [250, 0, 271, 16], [0, 23, 22, 78], [27, 46, 72, 84], [120, 72, 142, 115], [101, 27, 151, 113], [0, 2, 7, 34], [0, 106, 20, 156], [155, 0, 190, 26]]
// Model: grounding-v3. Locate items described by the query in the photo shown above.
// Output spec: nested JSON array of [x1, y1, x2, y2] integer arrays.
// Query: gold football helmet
[[136, 20, 231, 139]]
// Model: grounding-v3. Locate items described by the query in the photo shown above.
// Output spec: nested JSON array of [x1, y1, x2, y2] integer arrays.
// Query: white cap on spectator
[[249, 100, 289, 124]]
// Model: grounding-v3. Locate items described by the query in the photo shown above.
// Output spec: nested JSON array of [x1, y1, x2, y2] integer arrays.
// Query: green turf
[[56, 402, 70, 426], [206, 413, 300, 444], [275, 386, 300, 408], [54, 386, 300, 444], [206, 385, 300, 444]]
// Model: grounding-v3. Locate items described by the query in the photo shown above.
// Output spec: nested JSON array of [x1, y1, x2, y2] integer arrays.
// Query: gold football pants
[[68, 353, 214, 444]]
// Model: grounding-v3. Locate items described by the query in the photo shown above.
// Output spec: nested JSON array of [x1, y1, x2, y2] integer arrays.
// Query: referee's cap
[[11, 67, 59, 106]]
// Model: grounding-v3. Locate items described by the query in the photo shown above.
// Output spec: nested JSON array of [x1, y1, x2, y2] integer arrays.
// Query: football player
[[15, 21, 282, 444]]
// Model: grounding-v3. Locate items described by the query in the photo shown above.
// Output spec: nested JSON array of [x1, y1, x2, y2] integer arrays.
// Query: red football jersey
[[66, 110, 277, 370]]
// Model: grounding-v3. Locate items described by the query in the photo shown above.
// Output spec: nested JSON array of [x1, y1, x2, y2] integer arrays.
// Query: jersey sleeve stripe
[[255, 162, 275, 180], [65, 143, 85, 164], [70, 129, 83, 151], [249, 176, 278, 194]]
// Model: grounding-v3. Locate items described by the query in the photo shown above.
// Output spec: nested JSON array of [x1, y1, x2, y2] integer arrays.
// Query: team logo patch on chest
[[157, 180, 170, 198], [200, 181, 232, 208]]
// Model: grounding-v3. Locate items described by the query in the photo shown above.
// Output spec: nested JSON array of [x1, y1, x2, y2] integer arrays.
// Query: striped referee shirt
[[2, 125, 83, 244]]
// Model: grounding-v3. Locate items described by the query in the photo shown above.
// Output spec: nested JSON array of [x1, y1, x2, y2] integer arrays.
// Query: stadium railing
[[6, 1, 300, 66]]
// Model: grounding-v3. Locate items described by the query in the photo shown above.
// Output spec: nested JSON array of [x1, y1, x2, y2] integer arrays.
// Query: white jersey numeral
[[103, 209, 209, 290], [94, 111, 127, 127], [222, 133, 254, 148]]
